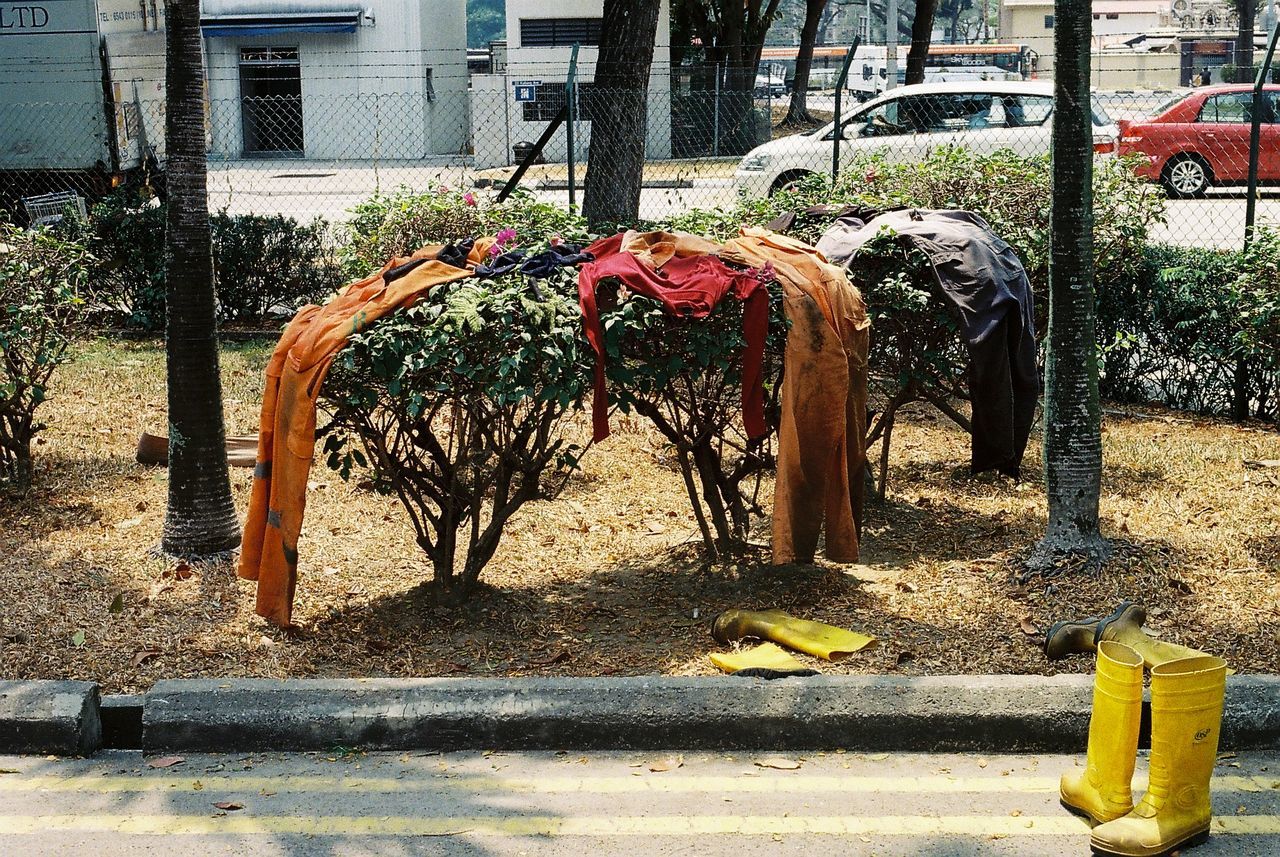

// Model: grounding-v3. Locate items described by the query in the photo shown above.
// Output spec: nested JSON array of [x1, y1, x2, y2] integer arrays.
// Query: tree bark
[[583, 0, 662, 230], [161, 0, 242, 556], [782, 0, 828, 126], [682, 0, 783, 154], [906, 0, 940, 84], [1236, 0, 1256, 83], [1029, 0, 1109, 571]]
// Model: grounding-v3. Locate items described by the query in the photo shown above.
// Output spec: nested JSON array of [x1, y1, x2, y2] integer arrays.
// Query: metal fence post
[[712, 61, 721, 158], [566, 42, 580, 211], [1245, 22, 1280, 245], [832, 38, 860, 181]]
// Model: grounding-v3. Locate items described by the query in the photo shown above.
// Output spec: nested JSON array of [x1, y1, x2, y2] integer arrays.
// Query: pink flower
[[550, 235, 563, 246], [437, 184, 450, 194], [864, 169, 879, 182], [487, 243, 501, 257], [753, 261, 777, 283], [463, 191, 477, 207], [494, 227, 517, 247]]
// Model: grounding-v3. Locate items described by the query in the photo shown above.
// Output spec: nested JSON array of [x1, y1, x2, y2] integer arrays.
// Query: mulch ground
[[1, 338, 1277, 693]]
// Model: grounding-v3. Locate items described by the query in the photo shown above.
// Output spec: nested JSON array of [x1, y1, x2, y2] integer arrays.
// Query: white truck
[[0, 1, 168, 221]]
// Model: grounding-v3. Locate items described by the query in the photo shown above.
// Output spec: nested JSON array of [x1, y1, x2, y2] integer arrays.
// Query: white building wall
[[471, 0, 672, 169], [203, 0, 466, 161]]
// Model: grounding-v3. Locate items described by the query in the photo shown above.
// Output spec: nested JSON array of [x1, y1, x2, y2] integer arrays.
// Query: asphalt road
[[204, 159, 1279, 250], [2, 750, 1278, 856]]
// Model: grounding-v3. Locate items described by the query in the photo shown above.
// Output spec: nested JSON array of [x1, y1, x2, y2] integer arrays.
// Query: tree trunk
[[1236, 0, 1256, 83], [161, 0, 242, 556], [782, 0, 828, 126], [906, 0, 940, 84], [583, 0, 662, 231], [1028, 0, 1109, 571]]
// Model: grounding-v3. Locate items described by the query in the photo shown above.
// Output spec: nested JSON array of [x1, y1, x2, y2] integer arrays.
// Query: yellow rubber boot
[[1090, 655, 1228, 857], [1097, 610, 1220, 670], [711, 609, 875, 661], [1060, 642, 1144, 824]]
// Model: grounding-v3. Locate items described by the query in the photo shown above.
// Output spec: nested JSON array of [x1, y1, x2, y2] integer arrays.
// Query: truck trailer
[[1, 0, 168, 220]]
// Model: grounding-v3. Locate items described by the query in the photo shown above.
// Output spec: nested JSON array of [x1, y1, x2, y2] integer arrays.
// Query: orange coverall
[[240, 241, 492, 627], [720, 228, 871, 565]]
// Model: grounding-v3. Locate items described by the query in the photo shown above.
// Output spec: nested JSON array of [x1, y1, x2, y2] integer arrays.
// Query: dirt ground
[[1, 338, 1277, 693]]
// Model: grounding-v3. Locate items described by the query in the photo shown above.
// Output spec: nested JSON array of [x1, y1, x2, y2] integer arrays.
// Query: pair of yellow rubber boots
[[1060, 641, 1228, 857]]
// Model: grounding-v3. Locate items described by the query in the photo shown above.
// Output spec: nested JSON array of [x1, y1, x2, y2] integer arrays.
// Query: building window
[[1106, 12, 1119, 18], [521, 82, 603, 122], [1044, 14, 1055, 28], [519, 18, 603, 47]]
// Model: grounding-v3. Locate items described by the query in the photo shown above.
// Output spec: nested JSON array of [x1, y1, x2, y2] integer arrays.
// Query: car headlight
[[739, 152, 771, 172]]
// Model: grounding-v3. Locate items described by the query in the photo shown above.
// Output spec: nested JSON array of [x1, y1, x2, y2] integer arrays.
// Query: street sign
[[513, 79, 541, 102]]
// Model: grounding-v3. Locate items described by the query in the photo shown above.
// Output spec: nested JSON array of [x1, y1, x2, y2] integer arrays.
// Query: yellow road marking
[[0, 773, 1274, 795], [0, 813, 1276, 837]]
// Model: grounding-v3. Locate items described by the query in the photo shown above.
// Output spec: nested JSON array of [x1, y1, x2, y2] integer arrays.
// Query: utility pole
[[886, 0, 898, 89]]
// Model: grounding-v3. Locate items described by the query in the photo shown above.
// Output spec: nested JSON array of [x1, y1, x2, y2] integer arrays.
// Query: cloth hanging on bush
[[817, 209, 1038, 478], [720, 228, 871, 565], [578, 230, 769, 443], [240, 239, 493, 627]]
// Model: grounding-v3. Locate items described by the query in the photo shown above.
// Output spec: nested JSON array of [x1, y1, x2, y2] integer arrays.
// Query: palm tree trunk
[[582, 0, 662, 230], [906, 0, 940, 84], [1028, 0, 1109, 571], [782, 0, 828, 127], [161, 0, 242, 556]]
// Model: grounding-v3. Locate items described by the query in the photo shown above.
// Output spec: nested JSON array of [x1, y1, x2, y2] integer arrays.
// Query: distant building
[[469, 0, 672, 170], [200, 1, 468, 161]]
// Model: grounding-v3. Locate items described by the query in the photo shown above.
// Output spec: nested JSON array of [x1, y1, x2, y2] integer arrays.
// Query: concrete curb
[[5, 675, 1275, 756], [140, 675, 1280, 754], [0, 680, 101, 756], [145, 674, 1096, 753]]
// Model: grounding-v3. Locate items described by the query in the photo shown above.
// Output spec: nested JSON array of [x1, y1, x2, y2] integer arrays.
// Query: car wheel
[[1162, 156, 1211, 198], [769, 170, 812, 195]]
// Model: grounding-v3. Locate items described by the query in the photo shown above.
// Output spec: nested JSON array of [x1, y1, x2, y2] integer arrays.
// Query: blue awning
[[201, 3, 362, 38]]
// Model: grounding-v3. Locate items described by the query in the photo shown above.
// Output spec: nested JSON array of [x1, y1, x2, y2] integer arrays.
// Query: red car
[[1117, 84, 1280, 198]]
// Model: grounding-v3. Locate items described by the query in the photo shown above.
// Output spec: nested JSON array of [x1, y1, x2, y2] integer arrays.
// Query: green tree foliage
[[467, 0, 506, 49]]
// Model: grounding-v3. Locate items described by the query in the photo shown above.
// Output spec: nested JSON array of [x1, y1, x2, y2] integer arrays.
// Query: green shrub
[[75, 193, 343, 328], [341, 186, 589, 277], [1097, 237, 1279, 422], [596, 273, 788, 554], [0, 222, 90, 486], [319, 260, 587, 600], [211, 211, 345, 323]]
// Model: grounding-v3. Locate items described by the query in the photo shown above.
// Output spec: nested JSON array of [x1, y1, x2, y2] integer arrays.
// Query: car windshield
[[1150, 94, 1184, 117]]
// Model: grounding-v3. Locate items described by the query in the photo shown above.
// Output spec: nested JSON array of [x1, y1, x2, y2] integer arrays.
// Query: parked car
[[734, 81, 1120, 198], [1117, 84, 1280, 198]]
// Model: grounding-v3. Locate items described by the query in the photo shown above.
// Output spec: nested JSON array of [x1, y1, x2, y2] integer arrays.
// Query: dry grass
[[1, 338, 1277, 692]]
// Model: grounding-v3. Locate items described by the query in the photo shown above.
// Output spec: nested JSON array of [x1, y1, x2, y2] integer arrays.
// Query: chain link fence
[[2, 52, 1279, 248]]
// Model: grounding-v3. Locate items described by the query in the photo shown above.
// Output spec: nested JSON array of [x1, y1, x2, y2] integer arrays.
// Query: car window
[[1002, 95, 1053, 127], [1090, 95, 1113, 127], [1198, 93, 1260, 123], [849, 99, 904, 138]]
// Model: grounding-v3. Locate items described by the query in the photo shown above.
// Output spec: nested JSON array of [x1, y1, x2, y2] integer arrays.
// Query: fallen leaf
[[192, 780, 204, 791], [754, 757, 802, 770], [0, 768, 21, 774], [108, 593, 125, 614], [1243, 458, 1280, 469], [213, 801, 243, 811], [1018, 616, 1039, 636], [895, 581, 918, 593], [131, 649, 160, 668], [70, 630, 86, 648], [648, 756, 684, 772], [864, 753, 889, 761], [978, 758, 989, 768], [534, 649, 570, 666], [147, 756, 185, 768], [645, 520, 667, 534], [164, 562, 194, 581], [114, 517, 143, 530]]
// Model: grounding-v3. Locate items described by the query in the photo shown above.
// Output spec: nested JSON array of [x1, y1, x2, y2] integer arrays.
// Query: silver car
[[735, 81, 1120, 197]]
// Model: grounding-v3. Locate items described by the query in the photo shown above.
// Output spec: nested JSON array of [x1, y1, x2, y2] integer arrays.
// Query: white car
[[734, 81, 1120, 198]]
